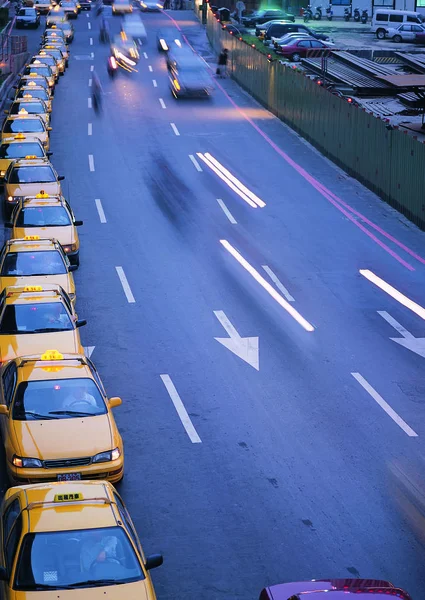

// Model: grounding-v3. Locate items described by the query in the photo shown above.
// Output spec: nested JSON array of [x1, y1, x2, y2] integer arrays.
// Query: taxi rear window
[[0, 302, 73, 335], [1, 250, 67, 277], [17, 206, 71, 227], [17, 89, 49, 101], [0, 142, 43, 159], [24, 66, 52, 77], [10, 102, 45, 116], [3, 119, 44, 134], [9, 166, 56, 184], [33, 56, 55, 66]]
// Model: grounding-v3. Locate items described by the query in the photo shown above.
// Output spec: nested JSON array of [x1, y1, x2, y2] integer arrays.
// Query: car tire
[[376, 28, 386, 39], [393, 34, 402, 43], [291, 52, 301, 61]]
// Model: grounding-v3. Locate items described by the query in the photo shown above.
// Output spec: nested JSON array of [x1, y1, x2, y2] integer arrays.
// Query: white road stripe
[[148, 65, 153, 72], [89, 78, 92, 87], [86, 12, 89, 16], [88, 21, 91, 29], [91, 51, 94, 59], [377, 311, 413, 338], [115, 266, 136, 303], [88, 154, 95, 172], [170, 123, 180, 136], [90, 37, 93, 45], [90, 65, 94, 72], [95, 199, 106, 223], [189, 154, 202, 171], [160, 375, 202, 443], [262, 265, 295, 302], [159, 98, 166, 109], [152, 79, 157, 87], [88, 123, 92, 136], [88, 96, 92, 108], [217, 199, 237, 224], [351, 372, 418, 437], [143, 51, 148, 58]]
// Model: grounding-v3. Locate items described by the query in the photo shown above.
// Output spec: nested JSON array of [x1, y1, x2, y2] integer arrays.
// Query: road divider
[[220, 240, 314, 332], [95, 199, 107, 223], [378, 311, 425, 359], [262, 265, 295, 302], [160, 375, 202, 443], [217, 199, 237, 224], [214, 310, 259, 370], [115, 266, 135, 303]]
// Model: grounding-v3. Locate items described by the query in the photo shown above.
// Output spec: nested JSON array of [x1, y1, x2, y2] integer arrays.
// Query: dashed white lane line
[[90, 37, 93, 45], [89, 78, 92, 87], [189, 154, 202, 171], [115, 266, 136, 303], [88, 96, 92, 108], [351, 372, 418, 437], [95, 199, 106, 223], [86, 12, 89, 16], [143, 51, 148, 58], [159, 98, 166, 109], [88, 21, 91, 29], [88, 154, 95, 172], [170, 122, 180, 136], [152, 79, 157, 87], [148, 65, 153, 72], [217, 199, 237, 224], [90, 65, 94, 72], [88, 123, 92, 136], [160, 375, 202, 444], [262, 265, 295, 302], [91, 51, 94, 59]]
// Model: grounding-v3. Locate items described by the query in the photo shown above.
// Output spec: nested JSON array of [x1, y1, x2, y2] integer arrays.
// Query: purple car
[[259, 578, 412, 599]]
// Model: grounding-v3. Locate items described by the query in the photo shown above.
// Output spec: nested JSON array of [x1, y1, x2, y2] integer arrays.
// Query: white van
[[371, 9, 424, 37]]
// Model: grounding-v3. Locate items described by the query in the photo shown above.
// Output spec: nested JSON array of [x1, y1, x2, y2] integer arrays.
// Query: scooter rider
[[92, 70, 103, 109]]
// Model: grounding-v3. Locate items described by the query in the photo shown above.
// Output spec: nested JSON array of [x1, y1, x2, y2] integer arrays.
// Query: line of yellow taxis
[[0, 10, 163, 599]]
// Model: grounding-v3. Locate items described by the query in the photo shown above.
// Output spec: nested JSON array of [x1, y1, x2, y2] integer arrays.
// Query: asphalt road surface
[[6, 7, 425, 600]]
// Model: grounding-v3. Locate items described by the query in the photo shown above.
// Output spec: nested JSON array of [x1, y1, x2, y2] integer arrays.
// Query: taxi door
[[0, 492, 24, 598], [0, 361, 18, 462]]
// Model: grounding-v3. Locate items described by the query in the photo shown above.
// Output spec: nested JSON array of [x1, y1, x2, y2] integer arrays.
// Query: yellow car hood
[[0, 330, 82, 362], [13, 414, 112, 459], [7, 182, 60, 197], [10, 580, 153, 599], [14, 226, 76, 247], [0, 274, 74, 296]]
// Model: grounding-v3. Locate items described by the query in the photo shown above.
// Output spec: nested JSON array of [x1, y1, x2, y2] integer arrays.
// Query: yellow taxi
[[6, 98, 50, 126], [29, 53, 59, 81], [42, 41, 69, 67], [0, 481, 163, 597], [0, 351, 124, 484], [0, 284, 86, 364], [112, 0, 133, 14], [14, 86, 52, 111], [3, 157, 63, 214], [1, 116, 51, 154], [48, 21, 74, 43], [7, 194, 82, 266], [22, 61, 55, 89], [0, 136, 48, 183], [0, 238, 76, 302], [40, 45, 66, 73]]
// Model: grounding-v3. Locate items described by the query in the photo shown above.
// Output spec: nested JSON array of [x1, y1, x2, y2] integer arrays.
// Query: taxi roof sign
[[54, 493, 83, 502], [24, 286, 43, 292], [14, 133, 26, 139], [23, 94, 33, 98], [41, 349, 63, 361], [25, 155, 37, 159], [28, 81, 37, 86], [18, 108, 28, 115], [33, 59, 41, 64], [36, 191, 49, 198], [24, 235, 40, 240], [29, 73, 39, 77]]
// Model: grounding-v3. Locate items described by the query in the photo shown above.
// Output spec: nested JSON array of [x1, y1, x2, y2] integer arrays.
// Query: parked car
[[273, 32, 314, 48], [383, 23, 425, 42], [371, 8, 424, 39], [262, 22, 330, 44], [255, 19, 291, 36], [15, 7, 40, 28], [259, 579, 412, 600], [276, 37, 335, 61], [242, 9, 295, 27], [33, 0, 53, 14]]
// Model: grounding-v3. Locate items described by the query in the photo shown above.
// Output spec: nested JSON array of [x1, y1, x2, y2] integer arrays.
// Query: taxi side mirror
[[47, 126, 52, 131], [4, 222, 12, 228], [108, 397, 122, 409], [145, 554, 163, 571], [0, 405, 9, 416], [74, 220, 83, 226], [3, 110, 8, 114], [58, 175, 65, 181], [68, 264, 77, 272], [76, 319, 87, 328], [0, 566, 7, 581], [47, 151, 53, 157]]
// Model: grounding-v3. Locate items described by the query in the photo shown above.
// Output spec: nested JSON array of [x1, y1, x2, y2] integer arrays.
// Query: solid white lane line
[[90, 65, 94, 72], [159, 98, 166, 109], [88, 21, 91, 29], [143, 51, 148, 58], [351, 372, 418, 437], [95, 199, 106, 223], [360, 269, 425, 321], [170, 123, 180, 136], [160, 375, 202, 443], [220, 240, 314, 332], [153, 79, 157, 87], [189, 154, 202, 172], [377, 311, 413, 338], [88, 123, 92, 136], [115, 266, 136, 303], [217, 199, 237, 224], [89, 78, 92, 87], [148, 65, 153, 72], [262, 265, 295, 302], [88, 154, 95, 172], [90, 37, 93, 45], [88, 97, 92, 108]]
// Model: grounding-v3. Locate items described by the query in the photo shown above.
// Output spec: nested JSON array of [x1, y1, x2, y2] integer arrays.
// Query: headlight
[[13, 456, 43, 468], [0, 170, 5, 177], [8, 196, 21, 203], [92, 448, 121, 463], [62, 243, 77, 253]]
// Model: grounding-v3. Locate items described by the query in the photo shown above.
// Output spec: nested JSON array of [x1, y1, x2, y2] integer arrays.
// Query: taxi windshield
[[44, 50, 63, 60], [17, 89, 49, 101], [1, 250, 67, 276], [0, 302, 73, 334], [16, 206, 71, 226], [12, 378, 107, 420], [25, 66, 51, 77], [9, 166, 56, 183], [14, 526, 144, 591], [10, 102, 45, 115], [0, 143, 43, 159], [33, 56, 56, 66], [3, 119, 44, 133]]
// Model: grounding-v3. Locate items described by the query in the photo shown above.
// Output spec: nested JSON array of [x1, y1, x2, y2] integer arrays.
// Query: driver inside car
[[64, 384, 97, 408], [80, 531, 123, 572]]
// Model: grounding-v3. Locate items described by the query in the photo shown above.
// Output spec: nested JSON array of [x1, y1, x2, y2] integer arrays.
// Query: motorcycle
[[360, 8, 368, 23], [343, 6, 351, 20], [325, 4, 333, 20], [99, 17, 110, 43], [303, 4, 313, 22], [314, 5, 322, 20], [107, 38, 139, 77], [353, 6, 360, 21]]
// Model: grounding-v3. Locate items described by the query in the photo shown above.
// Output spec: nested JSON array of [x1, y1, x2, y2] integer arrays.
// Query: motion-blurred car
[[46, 6, 67, 23], [15, 7, 40, 28], [112, 0, 133, 14], [383, 23, 425, 42], [259, 579, 412, 599], [79, 0, 92, 9], [241, 9, 295, 27], [121, 15, 147, 42], [140, 0, 162, 11], [110, 33, 140, 62], [33, 0, 53, 14], [59, 0, 78, 17], [156, 28, 183, 52], [47, 20, 74, 42], [167, 48, 213, 98], [276, 37, 335, 60]]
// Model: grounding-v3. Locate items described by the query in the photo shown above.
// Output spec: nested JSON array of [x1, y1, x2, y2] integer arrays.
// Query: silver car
[[383, 23, 425, 42]]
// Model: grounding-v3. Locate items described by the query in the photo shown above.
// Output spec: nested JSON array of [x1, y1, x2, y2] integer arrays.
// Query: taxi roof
[[14, 352, 94, 382], [0, 137, 44, 146], [5, 114, 45, 124], [20, 482, 117, 533], [10, 157, 50, 166], [5, 238, 58, 252], [12, 97, 46, 104], [21, 195, 63, 206], [17, 85, 49, 93], [4, 284, 66, 304]]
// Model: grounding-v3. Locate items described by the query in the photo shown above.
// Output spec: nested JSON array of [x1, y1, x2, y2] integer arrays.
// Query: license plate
[[57, 473, 81, 481]]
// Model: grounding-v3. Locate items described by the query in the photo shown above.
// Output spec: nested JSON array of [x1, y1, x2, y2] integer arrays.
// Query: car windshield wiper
[[21, 411, 59, 420], [23, 584, 74, 591], [66, 579, 120, 588], [31, 327, 72, 333], [48, 410, 94, 417]]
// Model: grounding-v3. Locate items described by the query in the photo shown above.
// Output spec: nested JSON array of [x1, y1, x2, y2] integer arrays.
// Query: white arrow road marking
[[351, 372, 418, 437], [84, 346, 95, 358], [378, 310, 425, 358], [160, 375, 201, 443], [213, 310, 259, 370]]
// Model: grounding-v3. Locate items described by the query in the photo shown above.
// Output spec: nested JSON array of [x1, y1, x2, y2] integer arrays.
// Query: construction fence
[[206, 10, 425, 231]]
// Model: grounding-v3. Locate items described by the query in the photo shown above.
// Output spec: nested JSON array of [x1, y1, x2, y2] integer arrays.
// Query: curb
[[0, 71, 16, 112]]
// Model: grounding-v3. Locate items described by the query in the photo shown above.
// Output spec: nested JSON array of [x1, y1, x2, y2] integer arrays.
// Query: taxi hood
[[0, 275, 73, 296], [8, 182, 60, 196], [15, 226, 76, 247], [13, 414, 112, 459], [0, 330, 81, 363], [9, 579, 153, 599]]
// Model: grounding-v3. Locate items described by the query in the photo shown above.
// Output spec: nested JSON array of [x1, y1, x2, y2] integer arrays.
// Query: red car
[[276, 37, 334, 61], [259, 578, 412, 599]]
